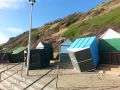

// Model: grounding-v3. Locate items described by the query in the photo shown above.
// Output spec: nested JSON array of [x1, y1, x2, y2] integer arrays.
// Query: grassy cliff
[[1, 0, 120, 52]]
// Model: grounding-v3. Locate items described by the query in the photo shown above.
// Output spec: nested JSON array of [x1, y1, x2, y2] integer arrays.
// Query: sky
[[0, 0, 108, 44]]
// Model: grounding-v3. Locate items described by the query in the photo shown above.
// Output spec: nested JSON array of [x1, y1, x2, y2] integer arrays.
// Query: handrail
[[55, 64, 59, 89], [0, 64, 9, 70], [20, 62, 24, 77], [0, 63, 19, 81], [41, 77, 57, 90], [0, 69, 22, 82], [23, 69, 53, 90], [0, 63, 19, 74]]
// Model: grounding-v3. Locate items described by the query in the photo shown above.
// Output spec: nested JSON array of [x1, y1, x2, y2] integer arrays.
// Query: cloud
[[7, 27, 23, 33], [0, 0, 25, 10], [0, 32, 9, 44], [0, 27, 23, 44]]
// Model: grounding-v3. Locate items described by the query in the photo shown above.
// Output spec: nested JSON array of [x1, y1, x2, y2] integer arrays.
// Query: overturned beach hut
[[29, 42, 53, 70], [60, 39, 72, 62], [10, 47, 26, 63], [68, 36, 99, 72], [99, 29, 120, 64]]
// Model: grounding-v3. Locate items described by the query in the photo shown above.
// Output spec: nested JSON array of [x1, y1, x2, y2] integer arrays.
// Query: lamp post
[[26, 0, 36, 76]]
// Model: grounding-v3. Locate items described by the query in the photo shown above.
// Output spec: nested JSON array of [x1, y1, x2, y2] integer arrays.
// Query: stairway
[[0, 70, 56, 90]]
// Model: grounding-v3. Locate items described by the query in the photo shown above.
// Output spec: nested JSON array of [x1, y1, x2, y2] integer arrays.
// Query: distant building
[[60, 39, 72, 62], [10, 47, 26, 63]]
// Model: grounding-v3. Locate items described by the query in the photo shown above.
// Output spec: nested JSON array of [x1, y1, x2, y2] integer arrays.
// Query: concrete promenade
[[0, 62, 120, 90]]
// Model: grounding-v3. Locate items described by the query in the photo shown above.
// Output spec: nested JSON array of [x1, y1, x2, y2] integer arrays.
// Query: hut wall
[[99, 38, 120, 65]]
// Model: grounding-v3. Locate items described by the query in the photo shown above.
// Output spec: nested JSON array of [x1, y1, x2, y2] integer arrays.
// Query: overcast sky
[[0, 0, 108, 44]]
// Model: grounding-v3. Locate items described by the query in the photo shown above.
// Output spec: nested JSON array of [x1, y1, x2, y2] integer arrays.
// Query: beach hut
[[0, 53, 11, 63], [29, 42, 53, 70], [0, 49, 11, 63], [0, 50, 4, 63], [11, 47, 26, 63], [68, 36, 99, 72], [36, 42, 53, 60], [60, 39, 72, 62], [29, 49, 51, 69], [99, 39, 120, 64], [0, 53, 2, 63], [99, 29, 120, 64]]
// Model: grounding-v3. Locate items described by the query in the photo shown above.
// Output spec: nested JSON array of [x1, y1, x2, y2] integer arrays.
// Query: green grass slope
[[64, 7, 120, 40]]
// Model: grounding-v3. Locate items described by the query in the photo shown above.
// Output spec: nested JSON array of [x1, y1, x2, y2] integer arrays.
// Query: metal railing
[[0, 56, 61, 90], [23, 69, 53, 90], [41, 77, 57, 90], [0, 69, 22, 82], [0, 63, 19, 82], [0, 64, 9, 70], [55, 62, 60, 89]]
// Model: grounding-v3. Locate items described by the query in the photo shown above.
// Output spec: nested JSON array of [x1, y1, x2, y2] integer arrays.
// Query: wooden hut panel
[[99, 52, 120, 65]]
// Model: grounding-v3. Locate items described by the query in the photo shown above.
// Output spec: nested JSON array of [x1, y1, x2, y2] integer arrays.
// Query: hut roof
[[36, 42, 44, 49], [99, 28, 120, 39], [69, 36, 96, 49], [13, 47, 26, 54]]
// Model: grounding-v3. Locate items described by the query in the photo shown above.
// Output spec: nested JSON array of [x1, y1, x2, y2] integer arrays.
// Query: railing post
[[7, 63, 8, 70], [56, 64, 59, 89], [21, 63, 24, 77], [56, 45, 60, 89], [0, 73, 1, 82]]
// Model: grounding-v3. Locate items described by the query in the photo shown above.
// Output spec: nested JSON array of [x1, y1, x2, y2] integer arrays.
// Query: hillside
[[1, 0, 120, 53]]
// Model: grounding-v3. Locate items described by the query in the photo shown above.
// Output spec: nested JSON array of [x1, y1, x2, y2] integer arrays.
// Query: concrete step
[[0, 82, 13, 90], [13, 84, 24, 90], [5, 71, 42, 89], [1, 72, 39, 90], [6, 71, 56, 89], [2, 80, 35, 90], [2, 71, 55, 90], [1, 73, 18, 86], [1, 73, 23, 90]]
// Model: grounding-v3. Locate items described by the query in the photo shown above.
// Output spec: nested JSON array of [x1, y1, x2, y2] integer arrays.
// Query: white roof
[[36, 42, 44, 49], [67, 47, 89, 52], [99, 28, 120, 39]]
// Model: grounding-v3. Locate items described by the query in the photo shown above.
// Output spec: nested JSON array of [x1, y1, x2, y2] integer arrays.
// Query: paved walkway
[[1, 62, 120, 90]]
